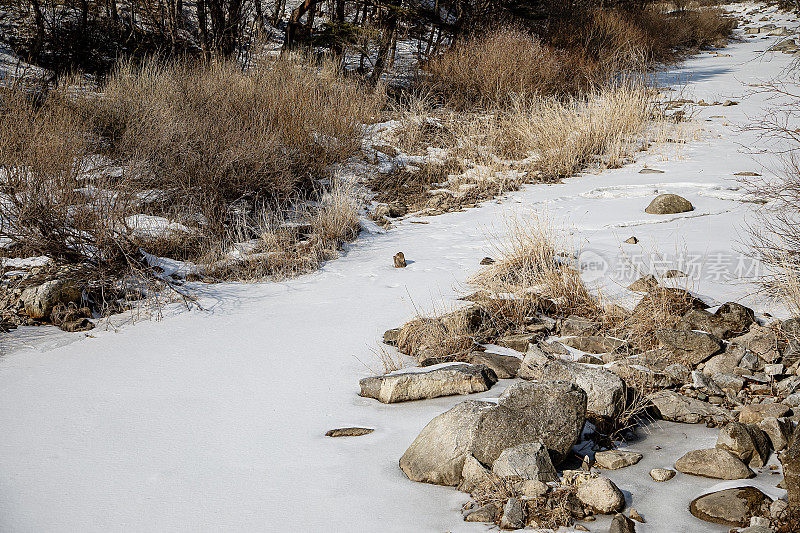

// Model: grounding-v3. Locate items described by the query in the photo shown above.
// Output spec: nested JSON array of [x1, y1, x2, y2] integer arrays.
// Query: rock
[[492, 442, 559, 482], [325, 427, 374, 437], [629, 508, 644, 523], [559, 335, 630, 355], [739, 403, 791, 425], [561, 315, 600, 336], [712, 372, 745, 393], [781, 423, 800, 505], [594, 450, 643, 470], [722, 100, 738, 107], [674, 448, 753, 479], [664, 363, 690, 383], [400, 382, 587, 485], [716, 303, 756, 334], [689, 487, 772, 527], [639, 168, 664, 174], [518, 350, 625, 419], [400, 400, 494, 486], [515, 479, 548, 498], [649, 468, 675, 482], [495, 333, 541, 352], [463, 502, 499, 522], [628, 274, 658, 292], [770, 499, 788, 520], [458, 454, 493, 493], [738, 526, 774, 533], [493, 381, 587, 464], [649, 390, 732, 424], [758, 417, 794, 452], [664, 269, 686, 278], [393, 252, 406, 268], [704, 344, 746, 376], [387, 202, 408, 217], [499, 498, 526, 530], [716, 422, 771, 467], [624, 236, 639, 244], [468, 352, 521, 379], [20, 279, 82, 320], [654, 329, 722, 366], [359, 363, 497, 403], [731, 325, 780, 363], [609, 513, 636, 533], [576, 477, 625, 514], [480, 257, 495, 265], [607, 361, 678, 390], [645, 194, 694, 215]]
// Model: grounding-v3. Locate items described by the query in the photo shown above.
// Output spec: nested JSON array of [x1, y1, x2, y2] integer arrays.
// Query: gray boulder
[[739, 403, 791, 425], [609, 513, 636, 533], [675, 448, 754, 479], [730, 325, 780, 363], [703, 344, 746, 376], [649, 390, 732, 425], [655, 329, 722, 366], [492, 442, 558, 482], [561, 316, 600, 336], [689, 487, 772, 527], [594, 450, 643, 470], [457, 454, 493, 493], [716, 422, 771, 467], [359, 363, 497, 403], [645, 194, 694, 214], [400, 381, 587, 486], [463, 502, 499, 522], [758, 417, 794, 452], [499, 498, 526, 530], [558, 335, 630, 354], [518, 350, 625, 419], [781, 423, 800, 506], [468, 352, 521, 379]]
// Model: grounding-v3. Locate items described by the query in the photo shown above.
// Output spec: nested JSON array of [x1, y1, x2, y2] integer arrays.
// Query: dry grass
[[395, 302, 480, 362], [499, 83, 652, 180], [421, 29, 598, 110]]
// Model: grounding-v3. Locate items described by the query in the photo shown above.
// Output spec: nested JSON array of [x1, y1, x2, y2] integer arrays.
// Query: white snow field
[[1, 4, 799, 532]]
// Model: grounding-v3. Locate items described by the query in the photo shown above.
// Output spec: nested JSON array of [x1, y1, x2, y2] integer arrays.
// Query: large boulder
[[645, 194, 694, 214], [594, 450, 643, 470], [715, 422, 771, 467], [654, 329, 722, 366], [703, 344, 746, 376], [781, 423, 800, 506], [689, 487, 772, 527], [359, 363, 497, 403], [674, 448, 753, 479], [649, 390, 732, 425], [399, 381, 587, 486], [518, 350, 625, 419], [492, 442, 559, 482], [558, 335, 631, 354], [467, 352, 521, 379], [20, 279, 82, 320], [758, 417, 794, 452]]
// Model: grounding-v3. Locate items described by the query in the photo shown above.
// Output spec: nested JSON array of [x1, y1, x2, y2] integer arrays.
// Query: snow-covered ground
[[1, 4, 799, 532]]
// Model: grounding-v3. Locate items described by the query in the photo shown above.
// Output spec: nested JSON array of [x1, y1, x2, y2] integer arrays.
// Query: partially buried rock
[[492, 442, 559, 482], [624, 236, 639, 244], [576, 476, 626, 514], [628, 274, 658, 292], [359, 363, 497, 404], [674, 448, 753, 479], [594, 450, 643, 470], [463, 502, 499, 523], [325, 427, 374, 437], [645, 194, 694, 215], [480, 257, 495, 265], [558, 335, 630, 355], [689, 487, 772, 527], [639, 168, 664, 174], [716, 422, 771, 467], [393, 252, 407, 268], [21, 279, 82, 320], [739, 403, 791, 425], [649, 468, 675, 482], [609, 513, 636, 533], [518, 348, 626, 419]]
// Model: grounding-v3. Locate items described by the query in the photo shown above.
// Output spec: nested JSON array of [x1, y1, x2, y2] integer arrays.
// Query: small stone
[[393, 252, 407, 268], [770, 498, 788, 519], [467, 352, 521, 379], [645, 194, 694, 215], [325, 427, 374, 437], [722, 100, 739, 106], [649, 468, 676, 482], [765, 363, 785, 376], [594, 450, 643, 470], [515, 479, 548, 499], [665, 269, 687, 278], [624, 236, 639, 244], [628, 274, 659, 292], [463, 502, 499, 522], [629, 508, 644, 523], [480, 257, 495, 265], [639, 168, 664, 174]]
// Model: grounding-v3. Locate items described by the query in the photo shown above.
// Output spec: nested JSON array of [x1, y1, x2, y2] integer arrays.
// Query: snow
[[125, 214, 193, 239], [0, 4, 798, 532]]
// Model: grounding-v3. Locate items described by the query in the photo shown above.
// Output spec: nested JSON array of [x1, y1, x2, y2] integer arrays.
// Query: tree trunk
[[370, 4, 397, 86]]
